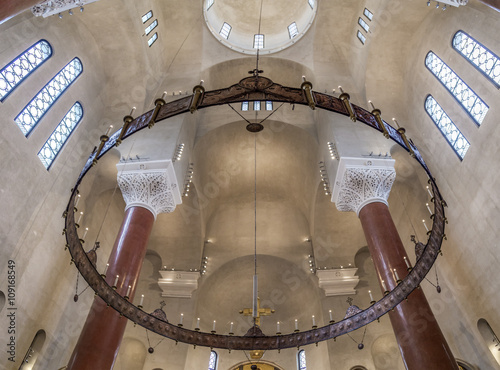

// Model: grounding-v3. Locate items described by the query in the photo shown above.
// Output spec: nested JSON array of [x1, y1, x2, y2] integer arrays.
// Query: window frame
[[364, 8, 373, 21], [207, 0, 215, 10], [358, 17, 369, 33], [253, 101, 261, 111], [145, 19, 158, 36], [0, 39, 53, 102], [357, 30, 366, 45], [220, 22, 232, 39], [425, 50, 489, 126], [297, 349, 307, 370], [254, 34, 264, 49], [142, 11, 153, 24], [14, 57, 83, 137], [38, 101, 83, 170], [266, 101, 273, 111], [288, 22, 299, 39], [208, 350, 218, 370], [148, 33, 158, 47], [241, 101, 249, 111], [424, 94, 470, 160], [452, 30, 500, 89]]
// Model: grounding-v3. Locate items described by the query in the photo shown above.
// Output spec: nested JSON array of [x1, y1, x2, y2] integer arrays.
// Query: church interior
[[0, 0, 500, 369]]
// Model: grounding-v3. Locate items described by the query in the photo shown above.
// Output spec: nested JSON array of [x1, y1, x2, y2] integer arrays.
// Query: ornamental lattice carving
[[117, 161, 180, 218], [333, 158, 396, 215]]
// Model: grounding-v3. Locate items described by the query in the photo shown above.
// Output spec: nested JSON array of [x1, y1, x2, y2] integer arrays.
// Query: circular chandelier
[[64, 75, 447, 351]]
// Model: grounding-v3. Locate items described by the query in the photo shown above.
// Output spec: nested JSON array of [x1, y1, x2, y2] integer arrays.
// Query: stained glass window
[[220, 22, 231, 39], [452, 30, 500, 88], [38, 102, 83, 169], [425, 51, 488, 126], [266, 101, 273, 111], [208, 350, 217, 370], [254, 101, 261, 111], [0, 40, 52, 102], [142, 11, 153, 24], [241, 101, 249, 111], [425, 95, 470, 160], [357, 31, 366, 45], [145, 19, 158, 35], [288, 22, 299, 39], [308, 0, 314, 9], [254, 34, 264, 49], [358, 18, 369, 32], [148, 33, 158, 47], [207, 0, 214, 10], [364, 8, 373, 20], [14, 57, 83, 136], [298, 349, 307, 370]]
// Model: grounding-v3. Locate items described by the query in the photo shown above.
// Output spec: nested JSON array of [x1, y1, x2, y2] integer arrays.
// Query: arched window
[[38, 102, 83, 169], [424, 95, 470, 160], [425, 51, 488, 126], [453, 30, 500, 88], [0, 40, 52, 102], [297, 349, 307, 370], [208, 350, 218, 370], [477, 319, 500, 366], [19, 329, 46, 369], [14, 57, 83, 136]]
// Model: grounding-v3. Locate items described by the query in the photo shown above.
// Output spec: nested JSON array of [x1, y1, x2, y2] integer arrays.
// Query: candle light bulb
[[369, 290, 374, 302], [82, 227, 88, 239], [126, 285, 131, 297], [230, 321, 234, 332], [130, 107, 136, 116], [213, 320, 216, 331], [302, 75, 306, 82], [196, 318, 200, 328], [77, 211, 83, 224], [394, 268, 400, 281], [113, 275, 119, 287], [426, 203, 433, 215], [139, 294, 144, 306], [426, 185, 433, 197], [161, 91, 168, 100], [381, 279, 387, 292], [105, 125, 113, 136], [338, 86, 344, 93], [180, 313, 184, 325], [423, 219, 429, 232], [277, 321, 280, 332], [329, 309, 333, 321], [392, 118, 400, 128], [404, 256, 411, 269], [200, 80, 204, 86], [295, 319, 298, 330], [312, 315, 316, 326], [104, 263, 109, 275], [75, 194, 81, 207], [368, 100, 375, 110]]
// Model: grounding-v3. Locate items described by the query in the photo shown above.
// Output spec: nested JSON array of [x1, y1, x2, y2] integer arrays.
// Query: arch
[[297, 349, 307, 370], [19, 329, 46, 369], [350, 366, 368, 370], [229, 360, 285, 370], [477, 318, 500, 365]]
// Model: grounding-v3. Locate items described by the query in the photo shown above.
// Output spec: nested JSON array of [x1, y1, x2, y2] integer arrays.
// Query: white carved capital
[[332, 157, 396, 216], [116, 159, 181, 219], [158, 270, 200, 298], [32, 0, 100, 17], [316, 268, 359, 296]]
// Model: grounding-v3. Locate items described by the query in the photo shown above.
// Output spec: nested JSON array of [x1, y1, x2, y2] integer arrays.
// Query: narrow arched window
[[14, 57, 83, 136], [208, 350, 217, 370], [425, 51, 488, 126], [453, 30, 500, 88], [298, 349, 307, 370], [38, 102, 83, 169], [477, 319, 500, 366], [425, 95, 470, 160], [0, 40, 52, 102]]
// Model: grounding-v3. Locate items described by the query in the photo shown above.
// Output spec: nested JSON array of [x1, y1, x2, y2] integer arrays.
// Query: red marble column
[[359, 202, 458, 370], [66, 206, 155, 370], [0, 0, 43, 24], [478, 0, 500, 12]]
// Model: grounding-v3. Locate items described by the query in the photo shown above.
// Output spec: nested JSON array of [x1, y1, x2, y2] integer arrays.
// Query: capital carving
[[116, 160, 181, 219], [32, 0, 100, 17], [332, 157, 396, 216]]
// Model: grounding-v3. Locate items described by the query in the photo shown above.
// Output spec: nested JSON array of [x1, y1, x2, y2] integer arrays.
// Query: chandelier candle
[[212, 320, 216, 332], [125, 285, 131, 298], [113, 275, 119, 288], [103, 264, 109, 276], [381, 280, 387, 292], [129, 107, 136, 116], [77, 212, 83, 224], [230, 322, 233, 333], [312, 315, 316, 327], [404, 257, 411, 269], [196, 318, 200, 328], [277, 321, 280, 333], [82, 228, 88, 239], [423, 219, 429, 232], [329, 310, 333, 321], [180, 313, 183, 325], [393, 269, 400, 282], [369, 290, 374, 302], [426, 186, 433, 198], [139, 294, 144, 307], [295, 319, 298, 330], [161, 91, 168, 100], [426, 203, 433, 215], [104, 125, 113, 136]]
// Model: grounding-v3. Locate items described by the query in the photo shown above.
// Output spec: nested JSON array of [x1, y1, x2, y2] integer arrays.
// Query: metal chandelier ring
[[64, 76, 446, 350]]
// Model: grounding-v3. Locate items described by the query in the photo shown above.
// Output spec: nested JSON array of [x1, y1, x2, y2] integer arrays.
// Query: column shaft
[[66, 206, 155, 370], [359, 202, 457, 370]]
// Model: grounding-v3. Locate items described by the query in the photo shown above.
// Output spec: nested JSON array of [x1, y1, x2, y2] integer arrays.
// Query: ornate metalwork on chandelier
[[64, 75, 446, 350]]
